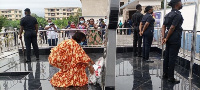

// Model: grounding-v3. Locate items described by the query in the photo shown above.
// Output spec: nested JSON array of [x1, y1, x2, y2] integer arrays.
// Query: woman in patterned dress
[[88, 18, 103, 46], [48, 32, 95, 89]]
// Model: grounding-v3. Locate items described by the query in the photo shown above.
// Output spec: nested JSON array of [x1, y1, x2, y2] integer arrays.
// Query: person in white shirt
[[44, 19, 58, 46]]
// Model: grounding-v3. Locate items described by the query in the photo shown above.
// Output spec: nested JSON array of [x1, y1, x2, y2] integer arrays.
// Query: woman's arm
[[142, 22, 150, 33]]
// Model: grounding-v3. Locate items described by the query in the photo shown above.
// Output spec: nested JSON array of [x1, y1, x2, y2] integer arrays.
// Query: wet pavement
[[0, 53, 103, 90], [115, 52, 200, 90], [0, 51, 200, 90]]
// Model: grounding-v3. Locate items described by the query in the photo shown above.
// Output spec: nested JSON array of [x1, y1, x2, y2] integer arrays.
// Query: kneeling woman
[[48, 32, 95, 88]]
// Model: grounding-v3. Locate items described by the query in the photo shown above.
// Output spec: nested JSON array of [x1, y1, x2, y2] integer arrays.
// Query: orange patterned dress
[[48, 39, 91, 87]]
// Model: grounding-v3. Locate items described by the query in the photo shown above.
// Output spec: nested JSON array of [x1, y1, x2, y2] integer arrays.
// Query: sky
[[0, 0, 82, 17]]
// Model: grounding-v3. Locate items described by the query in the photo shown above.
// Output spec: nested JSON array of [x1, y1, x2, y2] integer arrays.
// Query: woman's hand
[[89, 65, 95, 75], [90, 60, 95, 65]]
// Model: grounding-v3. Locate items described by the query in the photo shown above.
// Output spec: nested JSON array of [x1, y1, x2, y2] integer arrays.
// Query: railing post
[[183, 31, 186, 58], [105, 0, 120, 89], [189, 0, 199, 90]]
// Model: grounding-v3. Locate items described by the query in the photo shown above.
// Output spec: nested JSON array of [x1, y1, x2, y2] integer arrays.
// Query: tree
[[31, 13, 47, 28], [53, 18, 68, 29], [0, 16, 7, 32]]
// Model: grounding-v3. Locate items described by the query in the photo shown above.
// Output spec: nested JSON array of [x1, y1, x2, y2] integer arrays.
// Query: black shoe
[[162, 75, 168, 79], [138, 55, 142, 57], [145, 59, 154, 63], [168, 78, 180, 84], [25, 60, 31, 63]]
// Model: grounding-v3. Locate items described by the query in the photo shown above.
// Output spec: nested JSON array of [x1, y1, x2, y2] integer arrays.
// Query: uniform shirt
[[163, 9, 184, 44], [48, 39, 91, 87], [132, 11, 143, 26], [45, 24, 58, 39], [141, 13, 155, 33], [20, 15, 38, 31]]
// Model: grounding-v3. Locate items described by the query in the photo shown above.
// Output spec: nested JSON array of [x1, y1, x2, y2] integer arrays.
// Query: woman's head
[[89, 18, 95, 25], [168, 0, 182, 10], [144, 6, 153, 14], [79, 17, 85, 24], [72, 32, 86, 44]]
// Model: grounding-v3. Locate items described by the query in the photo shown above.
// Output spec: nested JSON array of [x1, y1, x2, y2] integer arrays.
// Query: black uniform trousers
[[142, 31, 153, 60], [163, 41, 181, 79], [133, 26, 142, 55], [24, 30, 39, 61]]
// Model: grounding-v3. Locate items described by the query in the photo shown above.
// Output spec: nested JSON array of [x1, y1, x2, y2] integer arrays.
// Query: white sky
[[0, 0, 82, 17]]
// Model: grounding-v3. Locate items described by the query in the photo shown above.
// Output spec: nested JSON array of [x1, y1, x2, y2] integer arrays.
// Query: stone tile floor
[[0, 51, 200, 90]]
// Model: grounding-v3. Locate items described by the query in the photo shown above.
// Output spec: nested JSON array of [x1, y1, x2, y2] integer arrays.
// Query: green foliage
[[53, 18, 68, 29], [0, 16, 7, 32], [31, 13, 47, 27]]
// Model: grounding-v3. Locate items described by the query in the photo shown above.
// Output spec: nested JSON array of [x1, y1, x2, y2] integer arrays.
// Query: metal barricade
[[29, 28, 107, 48], [0, 31, 19, 57]]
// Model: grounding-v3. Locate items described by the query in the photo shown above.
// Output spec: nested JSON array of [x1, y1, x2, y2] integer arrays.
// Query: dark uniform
[[20, 14, 39, 61], [141, 13, 155, 60], [163, 9, 183, 79], [132, 11, 143, 56]]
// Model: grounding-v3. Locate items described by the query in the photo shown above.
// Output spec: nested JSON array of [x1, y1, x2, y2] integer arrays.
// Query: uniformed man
[[132, 4, 143, 57], [162, 0, 183, 83], [19, 8, 39, 62]]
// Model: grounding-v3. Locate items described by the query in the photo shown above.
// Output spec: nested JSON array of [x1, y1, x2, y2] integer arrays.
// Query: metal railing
[[33, 28, 107, 48], [0, 31, 19, 58]]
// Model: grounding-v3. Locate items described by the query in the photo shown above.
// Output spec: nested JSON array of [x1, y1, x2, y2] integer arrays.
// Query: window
[[9, 15, 12, 17], [51, 13, 55, 16], [16, 15, 18, 17], [63, 9, 65, 11], [72, 8, 74, 11], [15, 11, 17, 13], [71, 13, 74, 15], [51, 9, 55, 12], [19, 11, 21, 13], [2, 11, 4, 13], [48, 13, 50, 16], [57, 9, 59, 11], [19, 15, 21, 17], [120, 2, 124, 7], [63, 13, 66, 15], [57, 13, 59, 15]]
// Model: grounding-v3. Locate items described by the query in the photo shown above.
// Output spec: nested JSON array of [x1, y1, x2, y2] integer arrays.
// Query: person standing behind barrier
[[88, 18, 103, 45], [132, 4, 143, 57], [162, 0, 183, 84], [19, 8, 39, 62], [140, 6, 155, 61], [3, 29, 8, 47], [77, 17, 88, 45], [65, 21, 71, 38], [45, 19, 58, 46], [118, 20, 123, 35], [123, 20, 129, 35]]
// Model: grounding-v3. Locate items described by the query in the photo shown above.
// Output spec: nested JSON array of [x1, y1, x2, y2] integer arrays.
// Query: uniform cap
[[168, 0, 181, 6], [24, 8, 30, 12]]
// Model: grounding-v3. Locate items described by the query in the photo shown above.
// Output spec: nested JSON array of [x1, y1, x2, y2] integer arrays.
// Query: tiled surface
[[0, 53, 103, 90], [115, 52, 200, 90], [0, 52, 200, 90]]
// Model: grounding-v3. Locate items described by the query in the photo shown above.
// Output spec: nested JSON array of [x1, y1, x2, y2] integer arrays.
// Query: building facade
[[120, 0, 162, 22], [80, 0, 109, 21], [44, 7, 81, 20], [0, 9, 22, 21]]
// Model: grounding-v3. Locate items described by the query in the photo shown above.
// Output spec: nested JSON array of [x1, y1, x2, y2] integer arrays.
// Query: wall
[[81, 0, 109, 17], [155, 4, 200, 30]]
